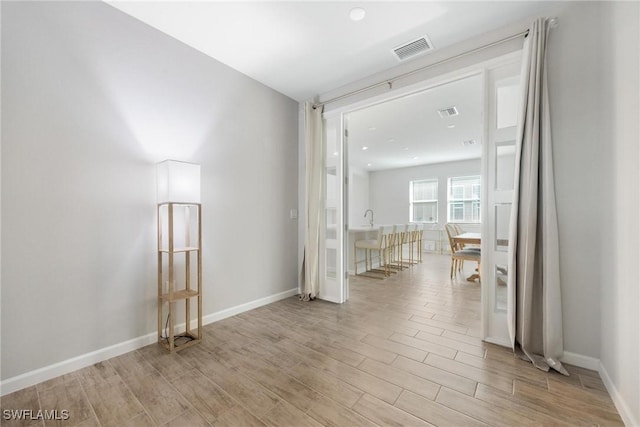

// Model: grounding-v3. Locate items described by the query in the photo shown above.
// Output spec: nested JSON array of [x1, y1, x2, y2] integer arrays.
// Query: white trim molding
[[561, 351, 600, 371], [561, 351, 639, 426], [201, 288, 298, 325], [599, 363, 640, 427], [0, 333, 157, 397], [0, 287, 298, 397]]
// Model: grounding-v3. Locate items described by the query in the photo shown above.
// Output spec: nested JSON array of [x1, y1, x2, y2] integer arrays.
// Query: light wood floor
[[1, 254, 624, 426]]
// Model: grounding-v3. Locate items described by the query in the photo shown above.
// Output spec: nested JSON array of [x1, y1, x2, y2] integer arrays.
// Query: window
[[448, 176, 481, 223], [410, 179, 438, 223]]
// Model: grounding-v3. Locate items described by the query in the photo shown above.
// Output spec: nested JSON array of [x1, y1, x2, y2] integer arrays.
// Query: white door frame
[[321, 50, 522, 345]]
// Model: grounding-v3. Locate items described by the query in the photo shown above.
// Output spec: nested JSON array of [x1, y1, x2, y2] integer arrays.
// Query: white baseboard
[[561, 351, 600, 371], [0, 333, 157, 397], [599, 363, 640, 427], [201, 288, 298, 325], [561, 351, 639, 426], [0, 287, 298, 397]]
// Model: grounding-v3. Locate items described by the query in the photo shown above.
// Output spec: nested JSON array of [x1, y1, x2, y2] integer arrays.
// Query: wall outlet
[[290, 209, 298, 220]]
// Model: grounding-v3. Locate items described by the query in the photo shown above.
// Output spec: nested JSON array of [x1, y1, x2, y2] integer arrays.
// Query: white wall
[[598, 2, 640, 425], [545, 0, 608, 364], [1, 2, 298, 381], [544, 2, 640, 423], [348, 167, 371, 227], [369, 159, 481, 231]]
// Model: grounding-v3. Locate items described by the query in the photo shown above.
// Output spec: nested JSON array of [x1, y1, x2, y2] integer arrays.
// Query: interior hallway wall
[[546, 1, 607, 361], [1, 1, 298, 381], [597, 1, 640, 425]]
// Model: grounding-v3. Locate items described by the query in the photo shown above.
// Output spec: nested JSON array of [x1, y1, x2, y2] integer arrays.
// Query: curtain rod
[[312, 29, 530, 110]]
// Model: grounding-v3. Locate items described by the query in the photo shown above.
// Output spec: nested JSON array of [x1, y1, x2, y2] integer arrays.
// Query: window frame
[[409, 179, 438, 224], [447, 175, 482, 224]]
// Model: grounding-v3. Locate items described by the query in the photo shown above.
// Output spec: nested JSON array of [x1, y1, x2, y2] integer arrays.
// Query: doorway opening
[[319, 51, 521, 346], [346, 72, 483, 271]]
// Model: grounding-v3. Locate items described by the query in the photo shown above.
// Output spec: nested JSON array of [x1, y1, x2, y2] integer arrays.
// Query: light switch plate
[[290, 209, 298, 220]]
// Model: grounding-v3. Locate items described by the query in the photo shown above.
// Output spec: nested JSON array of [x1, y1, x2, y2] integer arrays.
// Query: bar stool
[[380, 225, 397, 275], [355, 226, 395, 278], [405, 223, 418, 265], [389, 224, 408, 270], [414, 223, 424, 263]]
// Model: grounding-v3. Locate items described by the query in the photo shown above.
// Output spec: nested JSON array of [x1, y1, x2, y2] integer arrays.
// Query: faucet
[[364, 209, 374, 227]]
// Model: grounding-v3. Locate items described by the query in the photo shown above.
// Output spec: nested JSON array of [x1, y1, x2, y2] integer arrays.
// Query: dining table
[[451, 232, 481, 246], [451, 232, 481, 282]]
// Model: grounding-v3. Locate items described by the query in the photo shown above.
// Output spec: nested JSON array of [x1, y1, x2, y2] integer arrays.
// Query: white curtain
[[301, 102, 324, 301], [507, 18, 567, 375]]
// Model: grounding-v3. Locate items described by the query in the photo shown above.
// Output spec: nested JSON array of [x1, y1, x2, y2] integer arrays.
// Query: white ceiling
[[347, 73, 483, 171], [106, 1, 562, 102], [106, 1, 560, 169]]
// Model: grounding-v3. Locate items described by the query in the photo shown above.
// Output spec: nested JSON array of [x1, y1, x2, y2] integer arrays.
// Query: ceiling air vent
[[438, 106, 459, 118], [393, 36, 433, 61]]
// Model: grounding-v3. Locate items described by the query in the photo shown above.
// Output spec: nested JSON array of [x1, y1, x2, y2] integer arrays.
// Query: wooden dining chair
[[445, 223, 481, 280], [444, 223, 461, 251]]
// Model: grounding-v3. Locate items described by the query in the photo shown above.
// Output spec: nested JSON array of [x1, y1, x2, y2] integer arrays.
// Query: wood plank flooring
[[1, 254, 624, 426]]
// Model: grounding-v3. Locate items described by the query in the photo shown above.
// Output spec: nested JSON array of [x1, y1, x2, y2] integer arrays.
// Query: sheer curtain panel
[[301, 103, 324, 301]]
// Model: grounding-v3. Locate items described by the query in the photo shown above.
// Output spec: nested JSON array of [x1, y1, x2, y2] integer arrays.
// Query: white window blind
[[410, 179, 438, 223]]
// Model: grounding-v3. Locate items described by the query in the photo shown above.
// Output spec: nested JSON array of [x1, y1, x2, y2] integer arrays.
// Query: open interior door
[[318, 113, 348, 303], [482, 60, 521, 346]]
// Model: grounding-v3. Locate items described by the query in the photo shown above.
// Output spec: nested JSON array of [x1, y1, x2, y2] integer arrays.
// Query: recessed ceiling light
[[367, 163, 372, 167], [413, 156, 419, 160], [333, 151, 339, 156], [447, 124, 456, 129], [368, 126, 376, 131], [349, 7, 366, 21], [402, 147, 409, 151], [362, 146, 368, 150], [388, 138, 395, 143]]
